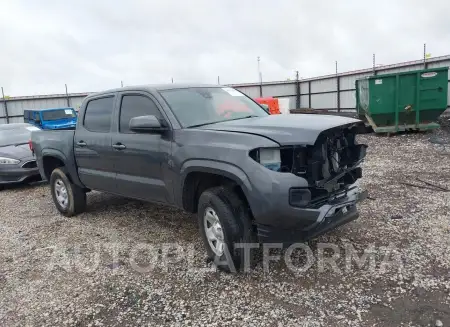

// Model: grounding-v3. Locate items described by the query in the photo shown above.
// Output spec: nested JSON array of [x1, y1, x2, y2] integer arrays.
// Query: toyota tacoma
[[31, 84, 368, 271]]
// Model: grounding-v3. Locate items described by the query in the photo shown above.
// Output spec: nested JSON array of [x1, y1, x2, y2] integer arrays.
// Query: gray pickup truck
[[32, 84, 367, 271]]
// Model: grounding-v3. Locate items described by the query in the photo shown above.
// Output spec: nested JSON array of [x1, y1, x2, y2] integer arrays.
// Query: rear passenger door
[[74, 94, 117, 192], [111, 92, 172, 203]]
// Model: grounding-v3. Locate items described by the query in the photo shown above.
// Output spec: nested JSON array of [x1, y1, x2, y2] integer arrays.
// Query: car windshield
[[0, 124, 39, 147], [41, 109, 76, 121], [159, 87, 268, 127]]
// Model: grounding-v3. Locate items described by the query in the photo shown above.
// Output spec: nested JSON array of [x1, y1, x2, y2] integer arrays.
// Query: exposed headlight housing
[[250, 148, 281, 172], [0, 157, 20, 165]]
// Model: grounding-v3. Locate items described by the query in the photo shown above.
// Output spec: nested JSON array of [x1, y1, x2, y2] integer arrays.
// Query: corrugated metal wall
[[231, 55, 450, 112], [0, 93, 89, 124], [263, 83, 296, 97], [7, 98, 68, 116], [310, 78, 336, 93], [1, 55, 450, 124]]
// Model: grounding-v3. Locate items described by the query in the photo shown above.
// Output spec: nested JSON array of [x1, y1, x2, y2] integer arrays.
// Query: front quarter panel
[[173, 129, 285, 213]]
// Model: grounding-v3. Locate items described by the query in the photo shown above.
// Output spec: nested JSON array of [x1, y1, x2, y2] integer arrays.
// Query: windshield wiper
[[187, 121, 223, 128], [225, 115, 259, 122], [187, 115, 259, 128], [14, 142, 29, 147]]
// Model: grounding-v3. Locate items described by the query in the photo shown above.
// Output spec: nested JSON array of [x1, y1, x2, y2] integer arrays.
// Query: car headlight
[[250, 148, 281, 171], [0, 157, 20, 165]]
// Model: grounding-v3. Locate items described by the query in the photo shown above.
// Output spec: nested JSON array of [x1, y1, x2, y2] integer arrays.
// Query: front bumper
[[256, 187, 368, 244], [0, 165, 40, 185]]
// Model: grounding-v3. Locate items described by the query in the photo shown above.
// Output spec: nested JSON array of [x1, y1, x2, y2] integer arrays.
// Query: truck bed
[[31, 130, 79, 183]]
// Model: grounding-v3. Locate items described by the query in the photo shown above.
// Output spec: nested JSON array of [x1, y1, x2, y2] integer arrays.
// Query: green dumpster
[[356, 67, 448, 133]]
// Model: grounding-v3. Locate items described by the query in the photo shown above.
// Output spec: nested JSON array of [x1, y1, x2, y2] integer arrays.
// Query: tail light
[[28, 140, 34, 154]]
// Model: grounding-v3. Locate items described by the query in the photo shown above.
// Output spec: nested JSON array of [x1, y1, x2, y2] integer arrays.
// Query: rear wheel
[[198, 186, 257, 272], [50, 168, 86, 217]]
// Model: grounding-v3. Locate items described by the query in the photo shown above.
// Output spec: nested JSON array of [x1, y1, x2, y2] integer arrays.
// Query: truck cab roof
[[87, 84, 223, 98]]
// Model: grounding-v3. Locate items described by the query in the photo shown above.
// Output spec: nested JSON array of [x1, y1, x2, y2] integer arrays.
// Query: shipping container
[[356, 67, 448, 133]]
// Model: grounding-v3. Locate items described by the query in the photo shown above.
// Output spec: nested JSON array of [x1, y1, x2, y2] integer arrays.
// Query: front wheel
[[198, 186, 257, 272], [50, 168, 86, 217]]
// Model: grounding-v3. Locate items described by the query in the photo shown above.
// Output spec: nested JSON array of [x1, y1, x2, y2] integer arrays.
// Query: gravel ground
[[1, 130, 450, 326]]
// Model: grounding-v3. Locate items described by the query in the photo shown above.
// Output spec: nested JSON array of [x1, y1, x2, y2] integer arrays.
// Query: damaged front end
[[251, 123, 368, 209], [249, 121, 368, 243]]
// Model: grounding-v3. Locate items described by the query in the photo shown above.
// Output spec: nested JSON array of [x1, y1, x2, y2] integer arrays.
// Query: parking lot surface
[[1, 131, 449, 326]]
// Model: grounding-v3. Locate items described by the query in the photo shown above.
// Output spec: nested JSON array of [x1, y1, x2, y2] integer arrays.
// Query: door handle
[[76, 141, 87, 147], [113, 143, 126, 150]]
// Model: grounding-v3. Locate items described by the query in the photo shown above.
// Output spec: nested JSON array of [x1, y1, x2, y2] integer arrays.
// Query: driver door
[[111, 92, 172, 203]]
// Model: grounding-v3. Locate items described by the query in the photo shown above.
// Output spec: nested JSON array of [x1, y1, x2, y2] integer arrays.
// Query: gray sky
[[1, 0, 449, 96]]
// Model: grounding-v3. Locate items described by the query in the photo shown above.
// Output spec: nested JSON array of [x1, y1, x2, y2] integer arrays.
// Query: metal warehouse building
[[1, 55, 450, 124]]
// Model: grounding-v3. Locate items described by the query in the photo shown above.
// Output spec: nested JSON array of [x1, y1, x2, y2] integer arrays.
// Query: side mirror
[[129, 115, 166, 133], [260, 104, 270, 114]]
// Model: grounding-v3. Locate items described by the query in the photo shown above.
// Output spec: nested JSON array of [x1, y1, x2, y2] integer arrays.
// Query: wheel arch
[[41, 149, 83, 186], [41, 149, 67, 181], [179, 160, 254, 216]]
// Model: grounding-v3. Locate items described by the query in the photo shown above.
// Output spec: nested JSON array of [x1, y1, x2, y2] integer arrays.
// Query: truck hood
[[197, 114, 362, 145], [0, 144, 32, 160]]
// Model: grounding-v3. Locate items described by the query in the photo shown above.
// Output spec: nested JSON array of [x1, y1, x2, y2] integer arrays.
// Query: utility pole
[[423, 43, 427, 68], [257, 56, 262, 84], [65, 84, 70, 107], [257, 56, 262, 97], [295, 70, 300, 109], [217, 76, 220, 85], [1, 87, 9, 124], [336, 61, 341, 113], [372, 53, 377, 75]]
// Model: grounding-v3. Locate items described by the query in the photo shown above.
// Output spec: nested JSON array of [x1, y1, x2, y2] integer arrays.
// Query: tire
[[198, 186, 257, 272], [50, 168, 86, 217]]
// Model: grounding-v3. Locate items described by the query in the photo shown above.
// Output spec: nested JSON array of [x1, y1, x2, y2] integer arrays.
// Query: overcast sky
[[0, 0, 449, 96]]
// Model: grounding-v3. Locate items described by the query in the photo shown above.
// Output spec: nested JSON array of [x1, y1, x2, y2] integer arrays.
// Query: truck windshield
[[159, 87, 268, 128], [41, 109, 76, 121]]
